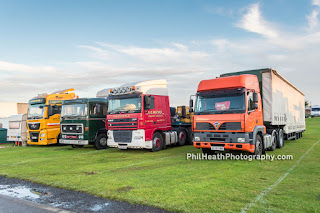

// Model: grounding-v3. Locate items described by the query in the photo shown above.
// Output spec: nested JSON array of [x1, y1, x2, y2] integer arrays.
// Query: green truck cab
[[59, 98, 108, 150]]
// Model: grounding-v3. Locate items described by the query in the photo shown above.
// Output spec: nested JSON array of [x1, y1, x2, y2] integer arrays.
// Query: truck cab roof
[[63, 98, 107, 105], [197, 74, 260, 93]]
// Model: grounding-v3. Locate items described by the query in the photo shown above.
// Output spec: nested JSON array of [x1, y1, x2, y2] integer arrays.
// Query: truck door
[[246, 91, 260, 132]]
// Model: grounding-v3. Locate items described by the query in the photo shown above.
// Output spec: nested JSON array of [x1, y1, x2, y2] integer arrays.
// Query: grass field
[[0, 119, 319, 212]]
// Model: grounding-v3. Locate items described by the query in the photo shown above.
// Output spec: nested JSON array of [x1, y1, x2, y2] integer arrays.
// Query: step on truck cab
[[27, 88, 76, 145], [106, 79, 192, 151], [59, 98, 108, 149], [7, 114, 27, 145], [191, 68, 305, 155]]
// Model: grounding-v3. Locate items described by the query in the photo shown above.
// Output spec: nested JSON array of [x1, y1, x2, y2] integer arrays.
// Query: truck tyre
[[188, 132, 194, 145], [94, 134, 108, 150], [268, 130, 277, 151], [72, 145, 84, 148], [254, 135, 263, 156], [277, 129, 284, 148], [151, 132, 164, 152], [177, 129, 187, 146], [202, 148, 215, 155]]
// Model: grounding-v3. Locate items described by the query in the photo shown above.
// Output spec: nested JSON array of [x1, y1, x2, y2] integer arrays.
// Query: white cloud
[[1, 1, 320, 106], [237, 3, 278, 38], [0, 61, 55, 73]]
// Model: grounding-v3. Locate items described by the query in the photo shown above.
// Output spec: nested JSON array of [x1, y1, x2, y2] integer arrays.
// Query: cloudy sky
[[0, 0, 319, 106]]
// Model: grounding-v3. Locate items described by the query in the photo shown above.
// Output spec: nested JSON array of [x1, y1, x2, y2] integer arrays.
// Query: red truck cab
[[107, 79, 191, 151]]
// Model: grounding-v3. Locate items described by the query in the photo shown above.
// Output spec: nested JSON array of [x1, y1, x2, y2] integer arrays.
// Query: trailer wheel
[[94, 134, 108, 150], [268, 130, 277, 151], [152, 132, 164, 152], [202, 148, 215, 155], [277, 129, 284, 148], [177, 129, 187, 146], [254, 135, 263, 156], [72, 145, 84, 148]]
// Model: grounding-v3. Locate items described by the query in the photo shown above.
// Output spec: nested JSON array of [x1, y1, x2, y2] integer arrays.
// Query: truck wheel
[[188, 132, 194, 145], [152, 132, 164, 152], [277, 129, 284, 148], [94, 134, 108, 150], [268, 130, 277, 151], [202, 148, 215, 155], [177, 129, 187, 146], [254, 135, 263, 156], [72, 145, 84, 148]]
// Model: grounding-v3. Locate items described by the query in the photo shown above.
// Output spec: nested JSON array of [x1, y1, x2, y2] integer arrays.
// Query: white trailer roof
[[8, 114, 26, 121]]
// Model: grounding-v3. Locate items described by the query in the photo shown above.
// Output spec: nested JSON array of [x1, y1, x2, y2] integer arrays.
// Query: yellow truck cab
[[27, 88, 76, 145]]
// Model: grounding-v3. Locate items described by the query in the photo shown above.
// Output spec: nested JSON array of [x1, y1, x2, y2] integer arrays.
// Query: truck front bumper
[[194, 142, 255, 153], [193, 132, 255, 153], [27, 130, 58, 145], [59, 139, 89, 145], [107, 130, 153, 149]]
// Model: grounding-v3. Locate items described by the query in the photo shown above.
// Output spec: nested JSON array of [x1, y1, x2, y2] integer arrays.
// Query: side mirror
[[189, 99, 193, 108], [47, 105, 53, 118], [144, 95, 151, 110], [253, 92, 259, 102]]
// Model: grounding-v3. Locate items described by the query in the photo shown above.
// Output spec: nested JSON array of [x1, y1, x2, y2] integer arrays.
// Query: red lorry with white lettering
[[106, 79, 192, 151]]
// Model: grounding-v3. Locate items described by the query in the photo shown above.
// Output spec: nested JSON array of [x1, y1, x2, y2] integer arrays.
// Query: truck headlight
[[40, 138, 44, 141], [40, 133, 45, 137], [194, 136, 200, 141], [78, 135, 84, 139], [237, 138, 245, 143]]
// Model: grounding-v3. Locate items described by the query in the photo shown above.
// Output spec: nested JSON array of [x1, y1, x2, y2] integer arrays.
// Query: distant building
[[0, 103, 29, 128]]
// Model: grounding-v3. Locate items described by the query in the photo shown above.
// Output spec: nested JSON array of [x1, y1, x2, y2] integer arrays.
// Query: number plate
[[12, 136, 16, 138], [211, 146, 224, 151], [118, 145, 128, 149], [32, 136, 37, 139]]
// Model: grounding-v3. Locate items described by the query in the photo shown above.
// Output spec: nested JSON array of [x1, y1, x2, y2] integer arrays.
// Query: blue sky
[[0, 0, 319, 106]]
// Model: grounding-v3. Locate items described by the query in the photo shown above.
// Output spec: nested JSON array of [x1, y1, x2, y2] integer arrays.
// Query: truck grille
[[30, 132, 39, 142], [218, 122, 241, 130], [28, 123, 40, 130], [61, 124, 83, 134], [196, 122, 241, 131], [196, 123, 215, 130], [113, 130, 132, 143], [108, 118, 137, 130]]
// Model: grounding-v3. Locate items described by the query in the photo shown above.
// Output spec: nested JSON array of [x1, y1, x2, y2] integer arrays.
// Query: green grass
[[1, 119, 320, 212]]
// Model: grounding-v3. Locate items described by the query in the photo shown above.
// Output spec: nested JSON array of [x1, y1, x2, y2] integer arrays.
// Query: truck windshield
[[195, 92, 245, 115], [108, 97, 142, 114], [312, 108, 320, 111], [28, 104, 45, 119], [61, 104, 88, 118]]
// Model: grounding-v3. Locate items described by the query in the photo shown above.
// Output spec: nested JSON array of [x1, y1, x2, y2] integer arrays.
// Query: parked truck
[[7, 114, 27, 145], [59, 98, 108, 149], [106, 79, 192, 151], [27, 88, 76, 145], [191, 68, 305, 155]]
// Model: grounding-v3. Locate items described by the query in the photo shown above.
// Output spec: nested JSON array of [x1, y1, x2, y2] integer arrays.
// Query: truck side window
[[102, 104, 108, 115], [52, 105, 61, 115], [91, 104, 102, 115], [150, 97, 155, 110], [247, 92, 254, 111]]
